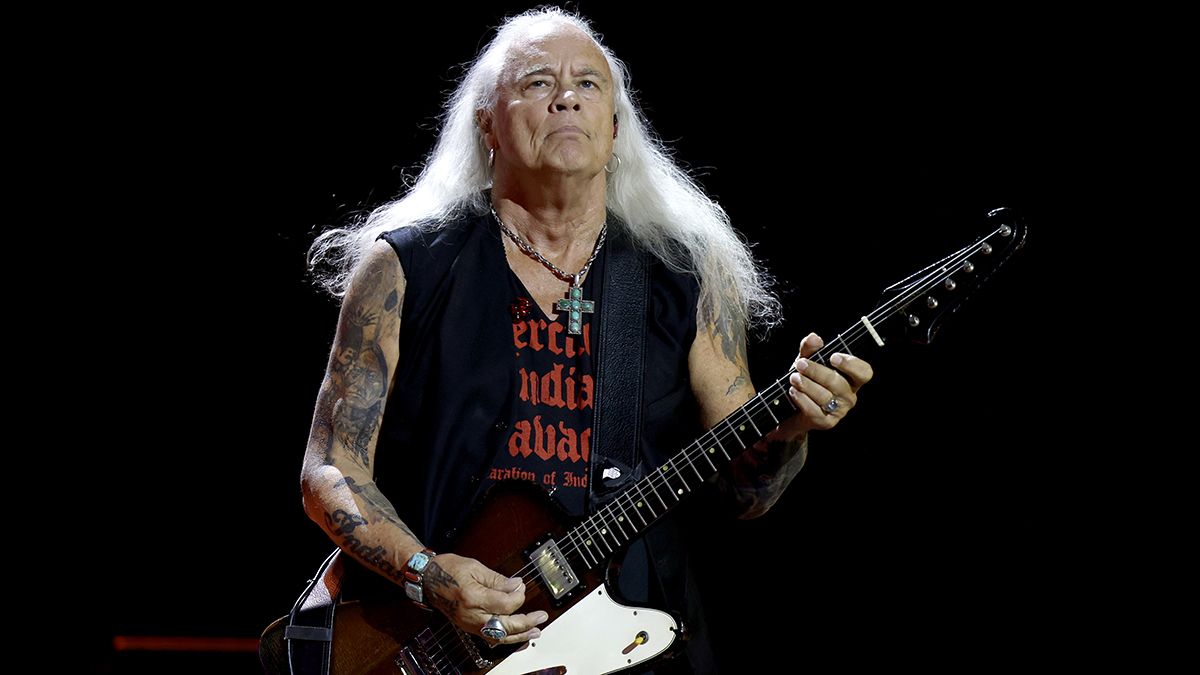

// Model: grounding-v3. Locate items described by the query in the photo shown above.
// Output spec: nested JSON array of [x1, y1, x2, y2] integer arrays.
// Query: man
[[297, 7, 872, 673]]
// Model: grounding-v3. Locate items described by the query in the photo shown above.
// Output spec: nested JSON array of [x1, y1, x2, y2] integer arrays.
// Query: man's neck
[[491, 174, 607, 251]]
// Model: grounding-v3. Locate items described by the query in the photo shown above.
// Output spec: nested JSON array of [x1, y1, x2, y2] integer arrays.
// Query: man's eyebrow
[[516, 64, 609, 82], [575, 66, 609, 81], [518, 65, 555, 79]]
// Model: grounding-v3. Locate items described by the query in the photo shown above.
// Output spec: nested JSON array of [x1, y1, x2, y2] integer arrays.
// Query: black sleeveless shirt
[[373, 205, 718, 673], [374, 208, 701, 546]]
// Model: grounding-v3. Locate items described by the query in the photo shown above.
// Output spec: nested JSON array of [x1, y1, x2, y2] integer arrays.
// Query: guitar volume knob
[[926, 296, 938, 309]]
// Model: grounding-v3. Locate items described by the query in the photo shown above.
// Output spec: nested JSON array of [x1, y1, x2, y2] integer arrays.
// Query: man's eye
[[529, 79, 548, 87], [580, 80, 596, 89]]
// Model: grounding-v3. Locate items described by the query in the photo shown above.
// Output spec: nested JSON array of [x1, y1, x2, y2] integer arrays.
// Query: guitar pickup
[[528, 540, 579, 600]]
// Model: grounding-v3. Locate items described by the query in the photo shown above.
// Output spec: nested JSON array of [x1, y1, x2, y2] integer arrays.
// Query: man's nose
[[552, 87, 580, 111]]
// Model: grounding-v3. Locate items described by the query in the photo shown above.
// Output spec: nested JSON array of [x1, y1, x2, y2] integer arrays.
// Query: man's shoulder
[[378, 210, 488, 258]]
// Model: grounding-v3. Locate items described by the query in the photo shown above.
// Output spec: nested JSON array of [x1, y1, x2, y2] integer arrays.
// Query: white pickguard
[[487, 585, 679, 675]]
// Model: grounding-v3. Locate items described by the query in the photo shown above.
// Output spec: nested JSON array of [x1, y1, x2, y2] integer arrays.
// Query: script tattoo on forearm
[[329, 515, 406, 584], [424, 561, 460, 616], [325, 509, 367, 536]]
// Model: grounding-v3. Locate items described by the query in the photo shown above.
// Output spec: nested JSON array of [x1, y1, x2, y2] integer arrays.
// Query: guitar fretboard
[[557, 215, 1024, 570]]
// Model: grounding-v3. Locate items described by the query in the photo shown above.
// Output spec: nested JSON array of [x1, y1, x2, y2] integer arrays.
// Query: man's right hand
[[423, 553, 549, 646]]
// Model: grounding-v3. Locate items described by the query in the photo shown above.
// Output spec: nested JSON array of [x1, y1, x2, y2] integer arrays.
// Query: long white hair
[[309, 6, 780, 331]]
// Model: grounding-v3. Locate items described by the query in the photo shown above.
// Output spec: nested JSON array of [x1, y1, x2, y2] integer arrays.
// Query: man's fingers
[[485, 610, 550, 646]]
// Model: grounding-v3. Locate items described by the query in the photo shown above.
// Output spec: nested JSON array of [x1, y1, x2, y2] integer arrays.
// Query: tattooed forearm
[[335, 529, 407, 584], [424, 561, 460, 616], [324, 509, 367, 536], [340, 476, 418, 539], [719, 436, 808, 519]]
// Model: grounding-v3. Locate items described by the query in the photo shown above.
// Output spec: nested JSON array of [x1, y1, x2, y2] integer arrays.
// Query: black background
[[88, 3, 1096, 673]]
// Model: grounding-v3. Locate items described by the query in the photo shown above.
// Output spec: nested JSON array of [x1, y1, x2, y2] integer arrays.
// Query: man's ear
[[477, 109, 493, 136]]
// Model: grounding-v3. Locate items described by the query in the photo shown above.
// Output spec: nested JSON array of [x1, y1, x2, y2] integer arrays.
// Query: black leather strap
[[588, 220, 648, 511], [284, 548, 343, 675]]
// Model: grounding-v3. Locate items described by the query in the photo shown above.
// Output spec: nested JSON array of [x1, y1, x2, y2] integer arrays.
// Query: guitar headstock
[[879, 207, 1028, 345]]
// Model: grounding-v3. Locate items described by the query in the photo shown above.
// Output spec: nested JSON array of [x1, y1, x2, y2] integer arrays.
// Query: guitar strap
[[587, 219, 649, 512], [266, 548, 342, 675]]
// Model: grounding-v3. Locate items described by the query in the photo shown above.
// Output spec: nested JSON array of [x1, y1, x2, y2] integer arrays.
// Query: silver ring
[[481, 615, 507, 641], [823, 397, 840, 414]]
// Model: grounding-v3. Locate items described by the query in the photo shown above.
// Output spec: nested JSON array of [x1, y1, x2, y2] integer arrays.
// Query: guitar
[[261, 208, 1028, 675]]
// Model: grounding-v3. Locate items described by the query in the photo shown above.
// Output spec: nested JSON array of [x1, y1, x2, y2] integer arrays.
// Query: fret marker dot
[[586, 539, 593, 546], [601, 528, 608, 535], [739, 424, 745, 431], [618, 516, 624, 522], [662, 466, 669, 473], [773, 399, 779, 405], [677, 488, 683, 495], [637, 501, 644, 507], [708, 447, 715, 454]]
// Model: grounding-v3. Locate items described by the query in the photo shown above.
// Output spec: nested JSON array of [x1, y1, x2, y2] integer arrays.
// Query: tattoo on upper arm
[[714, 310, 748, 368], [332, 307, 389, 468], [713, 308, 751, 399], [325, 256, 400, 470], [725, 375, 747, 396]]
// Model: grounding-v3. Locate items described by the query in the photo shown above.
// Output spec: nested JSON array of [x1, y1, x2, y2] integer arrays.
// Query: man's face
[[481, 26, 616, 179]]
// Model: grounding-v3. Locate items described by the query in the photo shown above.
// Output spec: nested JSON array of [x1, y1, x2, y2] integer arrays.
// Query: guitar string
[[419, 232, 998, 665], [418, 231, 1004, 666], [515, 226, 1005, 572], [548, 231, 995, 560]]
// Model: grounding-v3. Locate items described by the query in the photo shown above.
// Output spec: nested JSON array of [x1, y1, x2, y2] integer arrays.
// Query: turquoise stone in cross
[[555, 285, 594, 335]]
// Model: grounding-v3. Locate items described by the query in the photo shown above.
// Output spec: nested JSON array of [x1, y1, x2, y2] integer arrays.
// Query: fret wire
[[627, 489, 651, 527], [698, 438, 719, 471], [651, 477, 671, 510], [589, 516, 615, 554], [684, 445, 705, 481], [610, 501, 632, 540], [579, 517, 610, 557], [723, 418, 746, 449], [743, 402, 763, 438], [607, 503, 631, 543], [762, 388, 782, 424], [548, 227, 1011, 578], [637, 483, 660, 519], [667, 456, 686, 499], [714, 434, 733, 461], [834, 332, 854, 357], [573, 532, 598, 567], [668, 458, 690, 492]]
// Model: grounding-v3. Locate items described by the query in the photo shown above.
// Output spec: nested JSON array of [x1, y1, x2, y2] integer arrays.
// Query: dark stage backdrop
[[92, 4, 1081, 673]]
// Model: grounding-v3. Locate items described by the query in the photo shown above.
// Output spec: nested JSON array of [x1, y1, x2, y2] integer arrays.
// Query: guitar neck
[[561, 214, 1026, 570]]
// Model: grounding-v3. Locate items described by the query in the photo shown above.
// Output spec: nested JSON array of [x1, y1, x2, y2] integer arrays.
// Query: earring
[[488, 148, 495, 168], [604, 152, 622, 174]]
